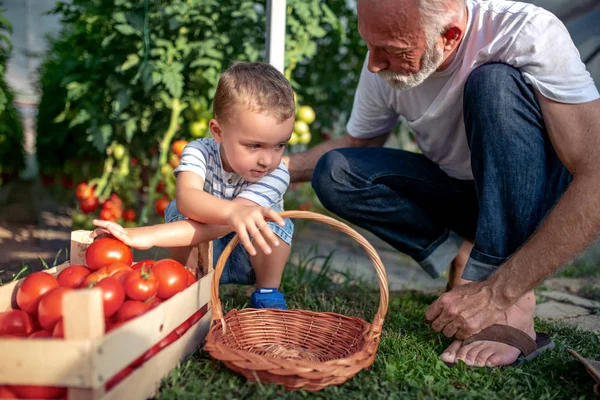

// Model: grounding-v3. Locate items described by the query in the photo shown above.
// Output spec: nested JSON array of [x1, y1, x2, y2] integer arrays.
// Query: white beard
[[377, 38, 445, 91]]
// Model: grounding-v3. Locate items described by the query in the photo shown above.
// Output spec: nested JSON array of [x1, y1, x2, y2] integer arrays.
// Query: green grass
[[555, 262, 600, 278], [155, 253, 600, 400]]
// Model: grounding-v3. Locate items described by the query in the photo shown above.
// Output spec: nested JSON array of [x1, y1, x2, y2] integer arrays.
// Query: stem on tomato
[[139, 97, 183, 224]]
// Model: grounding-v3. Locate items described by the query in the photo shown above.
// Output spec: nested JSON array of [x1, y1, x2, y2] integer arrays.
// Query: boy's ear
[[209, 119, 223, 143]]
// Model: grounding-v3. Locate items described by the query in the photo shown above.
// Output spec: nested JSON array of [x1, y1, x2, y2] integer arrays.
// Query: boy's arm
[[91, 219, 232, 250], [176, 171, 284, 256]]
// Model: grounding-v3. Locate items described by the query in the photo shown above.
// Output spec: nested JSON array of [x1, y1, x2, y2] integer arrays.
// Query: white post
[[265, 0, 286, 74]]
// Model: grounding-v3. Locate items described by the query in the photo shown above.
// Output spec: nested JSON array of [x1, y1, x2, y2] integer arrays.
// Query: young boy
[[92, 62, 295, 309]]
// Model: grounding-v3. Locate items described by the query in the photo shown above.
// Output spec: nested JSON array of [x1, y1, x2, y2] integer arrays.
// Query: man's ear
[[442, 26, 462, 50], [209, 119, 223, 143]]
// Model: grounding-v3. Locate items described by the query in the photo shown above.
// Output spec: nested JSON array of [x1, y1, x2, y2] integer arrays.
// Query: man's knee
[[464, 63, 523, 101], [312, 149, 362, 214]]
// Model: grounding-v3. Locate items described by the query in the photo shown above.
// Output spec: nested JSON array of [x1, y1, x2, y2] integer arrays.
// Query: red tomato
[[94, 277, 126, 317], [152, 259, 188, 299], [171, 140, 188, 157], [155, 198, 170, 217], [10, 385, 66, 399], [81, 262, 132, 287], [85, 237, 133, 271], [16, 272, 59, 314], [80, 196, 99, 213], [0, 386, 17, 399], [110, 193, 123, 208], [155, 181, 165, 193], [105, 366, 134, 391], [148, 297, 163, 308], [99, 208, 114, 221], [37, 287, 71, 332], [116, 300, 152, 323], [75, 182, 93, 200], [52, 319, 64, 339], [0, 310, 36, 337], [132, 260, 155, 271], [123, 208, 136, 222], [29, 330, 53, 339], [57, 265, 91, 288], [124, 268, 159, 301], [185, 268, 196, 287]]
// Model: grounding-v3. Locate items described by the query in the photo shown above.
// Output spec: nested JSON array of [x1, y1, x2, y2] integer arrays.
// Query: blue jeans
[[312, 63, 572, 281], [164, 200, 294, 285]]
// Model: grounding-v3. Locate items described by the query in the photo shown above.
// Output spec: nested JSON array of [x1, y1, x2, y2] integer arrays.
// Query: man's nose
[[367, 50, 389, 73]]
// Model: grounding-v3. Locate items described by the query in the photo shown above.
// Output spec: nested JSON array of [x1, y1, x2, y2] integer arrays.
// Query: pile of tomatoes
[[0, 237, 204, 399]]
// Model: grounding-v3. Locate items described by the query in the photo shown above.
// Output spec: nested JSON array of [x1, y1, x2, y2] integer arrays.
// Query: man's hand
[[90, 219, 154, 250], [425, 280, 513, 340], [226, 204, 285, 256]]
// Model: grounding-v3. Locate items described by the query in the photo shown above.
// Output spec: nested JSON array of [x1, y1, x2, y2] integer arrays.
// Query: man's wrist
[[487, 266, 525, 306]]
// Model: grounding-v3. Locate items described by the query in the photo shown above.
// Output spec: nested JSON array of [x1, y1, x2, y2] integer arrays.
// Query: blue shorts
[[164, 200, 294, 285]]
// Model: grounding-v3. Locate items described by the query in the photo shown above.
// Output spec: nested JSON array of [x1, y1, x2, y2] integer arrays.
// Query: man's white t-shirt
[[347, 0, 600, 180]]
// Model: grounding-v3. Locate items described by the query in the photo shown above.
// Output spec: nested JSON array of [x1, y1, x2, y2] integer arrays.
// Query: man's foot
[[447, 239, 473, 290], [439, 291, 536, 367]]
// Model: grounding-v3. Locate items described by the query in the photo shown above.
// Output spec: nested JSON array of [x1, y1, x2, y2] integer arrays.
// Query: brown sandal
[[568, 349, 600, 394], [445, 324, 555, 367]]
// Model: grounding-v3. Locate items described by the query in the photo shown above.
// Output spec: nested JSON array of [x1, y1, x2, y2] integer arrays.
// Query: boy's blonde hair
[[213, 62, 296, 125]]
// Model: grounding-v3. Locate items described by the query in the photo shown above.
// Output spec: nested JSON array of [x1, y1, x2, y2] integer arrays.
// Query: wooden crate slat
[[0, 339, 92, 386], [102, 310, 212, 400], [94, 271, 213, 383]]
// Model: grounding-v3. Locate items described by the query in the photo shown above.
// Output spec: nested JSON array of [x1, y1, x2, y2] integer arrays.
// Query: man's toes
[[474, 347, 496, 368], [440, 340, 463, 363], [487, 347, 521, 367], [461, 343, 488, 366]]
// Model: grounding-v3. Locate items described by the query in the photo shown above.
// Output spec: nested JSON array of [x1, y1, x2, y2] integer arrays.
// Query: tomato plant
[[16, 272, 60, 314], [0, 310, 37, 337], [152, 259, 188, 300], [85, 237, 133, 271]]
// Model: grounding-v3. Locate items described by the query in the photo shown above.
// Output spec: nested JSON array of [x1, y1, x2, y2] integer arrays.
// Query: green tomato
[[189, 119, 208, 138], [72, 212, 88, 226], [296, 105, 316, 125], [293, 121, 310, 135], [299, 132, 312, 145], [113, 144, 126, 161], [288, 132, 300, 146]]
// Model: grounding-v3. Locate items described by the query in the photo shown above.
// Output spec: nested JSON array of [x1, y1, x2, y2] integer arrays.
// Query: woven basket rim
[[209, 210, 389, 340]]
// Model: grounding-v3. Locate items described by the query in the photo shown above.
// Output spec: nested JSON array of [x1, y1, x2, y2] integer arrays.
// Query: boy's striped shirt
[[174, 138, 289, 209]]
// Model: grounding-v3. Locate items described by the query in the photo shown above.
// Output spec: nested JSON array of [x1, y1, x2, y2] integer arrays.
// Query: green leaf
[[120, 54, 140, 72], [124, 118, 137, 143], [112, 12, 127, 24], [91, 124, 113, 152], [101, 32, 117, 48], [162, 63, 184, 98], [68, 109, 91, 128], [115, 24, 136, 35]]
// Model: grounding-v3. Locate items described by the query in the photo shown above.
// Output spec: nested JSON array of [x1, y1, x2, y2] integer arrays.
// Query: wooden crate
[[0, 231, 214, 400]]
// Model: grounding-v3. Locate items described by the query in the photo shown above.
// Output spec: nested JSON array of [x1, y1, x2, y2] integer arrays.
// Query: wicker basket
[[204, 210, 389, 391]]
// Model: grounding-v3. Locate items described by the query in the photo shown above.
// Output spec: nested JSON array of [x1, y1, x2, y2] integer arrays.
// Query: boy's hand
[[227, 204, 285, 256], [90, 220, 153, 250]]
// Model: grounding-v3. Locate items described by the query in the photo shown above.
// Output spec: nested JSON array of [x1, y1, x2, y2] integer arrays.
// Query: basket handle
[[210, 210, 389, 338]]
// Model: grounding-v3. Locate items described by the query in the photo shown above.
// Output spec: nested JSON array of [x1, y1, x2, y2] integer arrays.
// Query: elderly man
[[285, 0, 600, 368]]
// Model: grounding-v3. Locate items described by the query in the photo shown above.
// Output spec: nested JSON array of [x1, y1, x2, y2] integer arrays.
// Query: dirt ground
[[0, 180, 71, 282]]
